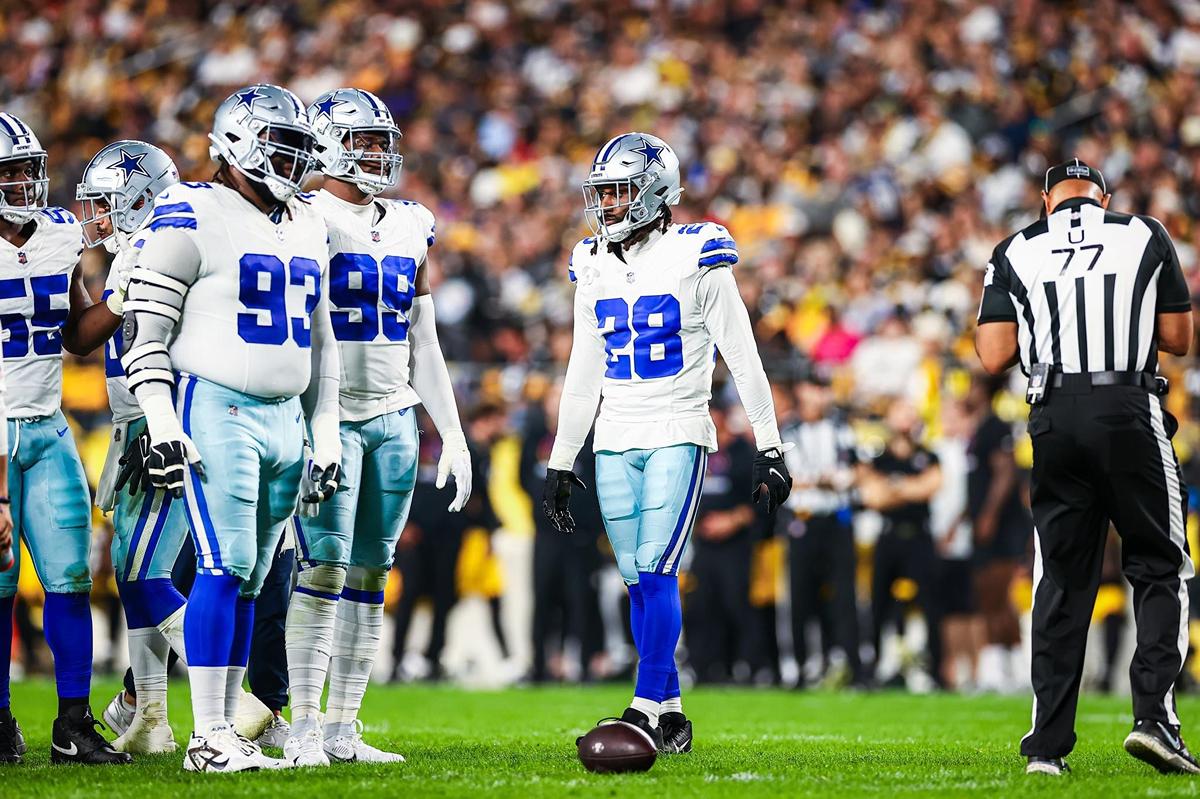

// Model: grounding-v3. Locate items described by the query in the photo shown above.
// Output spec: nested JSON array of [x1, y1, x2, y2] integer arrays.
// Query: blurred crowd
[[6, 0, 1200, 692]]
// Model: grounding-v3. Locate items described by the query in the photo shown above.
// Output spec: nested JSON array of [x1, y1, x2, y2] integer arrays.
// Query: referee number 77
[[1052, 243, 1105, 275]]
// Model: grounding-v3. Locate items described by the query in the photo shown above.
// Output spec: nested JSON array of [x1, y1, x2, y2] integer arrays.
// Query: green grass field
[[7, 678, 1200, 797]]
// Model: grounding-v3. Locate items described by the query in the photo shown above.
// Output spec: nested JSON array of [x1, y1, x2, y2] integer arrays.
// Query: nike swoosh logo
[[52, 741, 78, 756], [768, 468, 785, 482], [57, 427, 68, 437]]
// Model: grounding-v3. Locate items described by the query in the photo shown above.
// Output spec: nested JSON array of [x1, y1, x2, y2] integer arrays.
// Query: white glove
[[140, 393, 204, 497], [105, 247, 136, 315], [298, 441, 342, 517], [437, 430, 473, 513]]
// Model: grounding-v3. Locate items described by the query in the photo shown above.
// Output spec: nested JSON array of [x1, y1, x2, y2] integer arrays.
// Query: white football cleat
[[325, 720, 406, 764], [284, 728, 330, 767], [235, 733, 291, 769], [113, 700, 176, 753], [235, 690, 275, 742], [102, 691, 136, 737], [255, 714, 290, 749], [183, 725, 259, 773]]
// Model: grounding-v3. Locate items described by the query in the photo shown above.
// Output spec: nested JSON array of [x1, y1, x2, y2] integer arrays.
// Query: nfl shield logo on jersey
[[371, 230, 381, 242], [626, 271, 635, 283], [16, 251, 26, 264]]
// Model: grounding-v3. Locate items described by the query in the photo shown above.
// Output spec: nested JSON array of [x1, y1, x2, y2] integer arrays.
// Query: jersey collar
[[1050, 196, 1101, 214]]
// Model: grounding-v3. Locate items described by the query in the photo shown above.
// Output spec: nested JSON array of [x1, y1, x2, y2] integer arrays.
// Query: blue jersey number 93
[[237, 254, 321, 347], [595, 294, 683, 380]]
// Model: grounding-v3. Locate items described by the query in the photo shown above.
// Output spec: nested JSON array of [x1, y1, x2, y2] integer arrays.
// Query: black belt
[[1050, 371, 1163, 393]]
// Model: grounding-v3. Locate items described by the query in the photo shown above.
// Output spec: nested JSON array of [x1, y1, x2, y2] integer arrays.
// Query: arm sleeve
[[1151, 218, 1192, 313], [302, 270, 342, 465], [120, 227, 200, 402], [697, 266, 783, 451], [547, 287, 605, 471], [408, 294, 465, 441], [977, 249, 1018, 324], [0, 357, 7, 454]]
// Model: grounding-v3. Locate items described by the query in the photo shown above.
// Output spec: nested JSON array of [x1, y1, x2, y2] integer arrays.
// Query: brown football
[[577, 721, 658, 773]]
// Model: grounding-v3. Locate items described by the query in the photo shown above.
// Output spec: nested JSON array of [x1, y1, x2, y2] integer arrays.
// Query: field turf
[[6, 678, 1200, 797]]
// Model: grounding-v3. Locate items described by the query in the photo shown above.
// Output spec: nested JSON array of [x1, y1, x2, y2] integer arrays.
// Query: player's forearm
[[63, 302, 121, 356], [700, 268, 782, 450], [303, 298, 343, 465], [408, 295, 465, 441]]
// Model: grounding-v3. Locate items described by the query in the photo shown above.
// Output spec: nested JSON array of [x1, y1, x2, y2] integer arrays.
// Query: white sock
[[224, 666, 246, 726], [325, 588, 383, 740], [189, 666, 228, 733], [630, 696, 660, 728], [660, 696, 683, 715], [157, 604, 188, 666], [286, 565, 345, 734], [127, 627, 170, 715]]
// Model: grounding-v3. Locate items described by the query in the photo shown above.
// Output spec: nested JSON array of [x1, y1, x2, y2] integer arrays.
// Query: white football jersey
[[147, 182, 330, 398], [311, 189, 434, 422], [567, 222, 740, 453], [103, 233, 147, 424], [0, 208, 82, 418]]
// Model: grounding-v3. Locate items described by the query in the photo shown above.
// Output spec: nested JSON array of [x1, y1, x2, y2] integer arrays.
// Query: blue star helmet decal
[[113, 148, 150, 181], [313, 95, 343, 121], [632, 138, 666, 169], [234, 87, 264, 112]]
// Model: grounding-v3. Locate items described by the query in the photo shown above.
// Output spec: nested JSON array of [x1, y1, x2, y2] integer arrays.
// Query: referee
[[977, 159, 1195, 777]]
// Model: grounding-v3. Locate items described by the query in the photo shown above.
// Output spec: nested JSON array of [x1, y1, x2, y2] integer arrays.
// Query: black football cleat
[[658, 712, 692, 754], [51, 705, 132, 765], [1124, 719, 1200, 774], [0, 714, 23, 764], [1025, 756, 1069, 775], [619, 708, 664, 751]]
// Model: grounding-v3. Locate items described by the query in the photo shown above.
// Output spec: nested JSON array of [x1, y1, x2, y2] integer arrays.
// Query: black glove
[[542, 468, 587, 534], [302, 461, 343, 504], [752, 447, 792, 514], [115, 429, 151, 497], [147, 440, 204, 498]]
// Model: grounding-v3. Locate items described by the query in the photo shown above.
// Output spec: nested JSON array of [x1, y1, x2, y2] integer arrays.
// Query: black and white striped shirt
[[781, 414, 857, 516], [978, 198, 1190, 375]]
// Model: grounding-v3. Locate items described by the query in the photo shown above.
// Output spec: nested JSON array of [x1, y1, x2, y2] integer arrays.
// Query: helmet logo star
[[313, 95, 344, 121], [234, 87, 264, 112], [113, 148, 150, 181], [632, 138, 666, 169]]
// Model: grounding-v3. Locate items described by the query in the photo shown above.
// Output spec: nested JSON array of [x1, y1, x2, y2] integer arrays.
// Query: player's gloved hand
[[114, 428, 151, 496], [104, 248, 135, 316], [301, 449, 342, 506], [543, 468, 587, 534], [437, 430, 473, 513], [141, 394, 204, 498], [752, 443, 794, 514]]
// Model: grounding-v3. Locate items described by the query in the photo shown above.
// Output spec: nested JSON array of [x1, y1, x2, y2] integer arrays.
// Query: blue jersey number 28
[[595, 294, 683, 380], [237, 254, 321, 347], [328, 253, 418, 342]]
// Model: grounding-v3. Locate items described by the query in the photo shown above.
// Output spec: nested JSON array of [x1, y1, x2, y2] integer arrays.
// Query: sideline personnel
[[976, 160, 1196, 776]]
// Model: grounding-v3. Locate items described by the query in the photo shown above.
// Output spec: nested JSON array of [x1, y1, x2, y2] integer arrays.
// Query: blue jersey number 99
[[237, 254, 322, 347], [328, 253, 418, 342], [595, 294, 684, 380]]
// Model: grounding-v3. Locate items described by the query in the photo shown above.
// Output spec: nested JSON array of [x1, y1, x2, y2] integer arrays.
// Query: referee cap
[[1044, 158, 1107, 193]]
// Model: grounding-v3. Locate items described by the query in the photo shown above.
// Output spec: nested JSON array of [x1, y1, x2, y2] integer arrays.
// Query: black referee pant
[[1023, 385, 1193, 758]]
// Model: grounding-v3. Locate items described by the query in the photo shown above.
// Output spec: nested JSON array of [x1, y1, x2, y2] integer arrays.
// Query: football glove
[[147, 437, 204, 498], [300, 450, 342, 506], [114, 427, 151, 497], [437, 430, 473, 513], [752, 445, 793, 514], [542, 468, 587, 535]]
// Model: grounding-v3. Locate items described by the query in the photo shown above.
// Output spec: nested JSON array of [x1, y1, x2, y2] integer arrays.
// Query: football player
[[120, 84, 342, 773], [76, 140, 187, 754], [0, 113, 130, 765], [543, 133, 792, 753], [283, 87, 471, 767]]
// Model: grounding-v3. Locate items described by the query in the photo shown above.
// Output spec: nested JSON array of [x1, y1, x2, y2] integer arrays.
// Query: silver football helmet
[[582, 132, 682, 243], [208, 84, 315, 203], [76, 140, 180, 252], [0, 113, 48, 224], [309, 88, 403, 195]]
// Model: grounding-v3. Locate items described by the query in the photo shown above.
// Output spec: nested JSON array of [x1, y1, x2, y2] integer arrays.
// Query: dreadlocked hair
[[594, 206, 673, 256]]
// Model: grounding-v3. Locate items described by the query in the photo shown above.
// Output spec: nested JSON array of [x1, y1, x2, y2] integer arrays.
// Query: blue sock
[[43, 592, 93, 701], [231, 596, 255, 669], [184, 573, 239, 667], [628, 582, 645, 652], [664, 669, 681, 702], [633, 572, 681, 704], [0, 595, 12, 709], [117, 578, 186, 630]]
